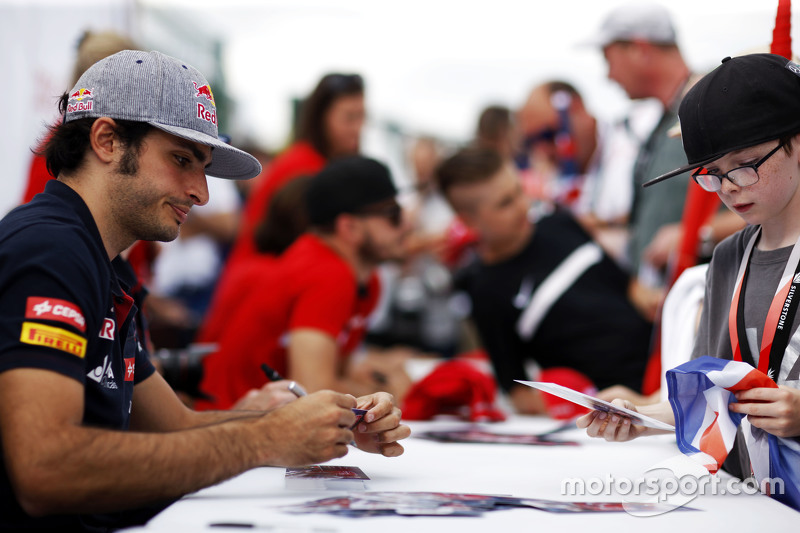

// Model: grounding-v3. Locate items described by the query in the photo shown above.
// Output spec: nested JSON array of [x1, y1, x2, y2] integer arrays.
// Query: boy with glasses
[[578, 53, 800, 510]]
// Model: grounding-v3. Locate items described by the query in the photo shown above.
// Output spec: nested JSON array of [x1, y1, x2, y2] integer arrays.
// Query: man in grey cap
[[0, 50, 409, 531], [586, 2, 695, 322]]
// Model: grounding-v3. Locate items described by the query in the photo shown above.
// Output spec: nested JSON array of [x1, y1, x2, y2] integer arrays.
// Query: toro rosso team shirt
[[0, 179, 156, 530]]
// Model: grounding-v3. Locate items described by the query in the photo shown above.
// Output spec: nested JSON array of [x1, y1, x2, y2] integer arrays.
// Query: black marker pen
[[260, 363, 307, 397]]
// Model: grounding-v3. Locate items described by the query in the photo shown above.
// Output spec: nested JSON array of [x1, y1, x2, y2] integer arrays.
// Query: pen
[[210, 523, 335, 531], [260, 363, 307, 397], [260, 363, 283, 382]]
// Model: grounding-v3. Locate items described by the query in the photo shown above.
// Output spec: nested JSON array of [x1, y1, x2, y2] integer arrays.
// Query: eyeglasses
[[692, 142, 784, 192], [355, 203, 402, 228]]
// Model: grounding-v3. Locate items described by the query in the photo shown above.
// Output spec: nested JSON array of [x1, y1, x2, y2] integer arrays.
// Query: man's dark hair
[[254, 175, 312, 255], [435, 146, 505, 197], [780, 133, 799, 156], [296, 74, 364, 158], [38, 92, 152, 178], [476, 105, 511, 147]]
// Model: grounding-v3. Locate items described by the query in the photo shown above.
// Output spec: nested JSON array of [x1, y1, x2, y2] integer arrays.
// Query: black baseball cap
[[306, 156, 398, 225], [644, 53, 800, 188]]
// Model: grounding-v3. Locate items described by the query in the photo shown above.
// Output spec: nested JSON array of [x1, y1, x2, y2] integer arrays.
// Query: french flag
[[666, 356, 800, 510]]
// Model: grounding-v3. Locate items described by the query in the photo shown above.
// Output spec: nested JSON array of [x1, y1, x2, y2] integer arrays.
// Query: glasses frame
[[692, 142, 785, 192]]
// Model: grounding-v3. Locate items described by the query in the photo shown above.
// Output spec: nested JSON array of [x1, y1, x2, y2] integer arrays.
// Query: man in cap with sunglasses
[[0, 51, 409, 531], [199, 156, 411, 410], [578, 53, 800, 511]]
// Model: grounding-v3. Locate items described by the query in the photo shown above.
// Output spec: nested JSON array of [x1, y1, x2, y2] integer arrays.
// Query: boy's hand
[[577, 399, 673, 441], [730, 385, 800, 438]]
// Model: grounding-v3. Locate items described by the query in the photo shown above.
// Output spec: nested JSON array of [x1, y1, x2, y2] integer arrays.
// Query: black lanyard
[[729, 229, 800, 381]]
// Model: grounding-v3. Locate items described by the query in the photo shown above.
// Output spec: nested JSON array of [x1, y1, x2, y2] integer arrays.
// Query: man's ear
[[334, 213, 365, 245], [88, 117, 120, 165]]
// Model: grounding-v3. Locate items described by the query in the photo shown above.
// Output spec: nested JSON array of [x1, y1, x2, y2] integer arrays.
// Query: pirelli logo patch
[[20, 322, 87, 358]]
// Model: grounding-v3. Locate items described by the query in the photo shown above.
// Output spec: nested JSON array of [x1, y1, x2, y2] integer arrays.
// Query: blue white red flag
[[666, 356, 800, 510]]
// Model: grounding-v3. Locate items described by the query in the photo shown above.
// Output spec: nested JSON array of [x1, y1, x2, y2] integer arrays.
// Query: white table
[[125, 416, 799, 531]]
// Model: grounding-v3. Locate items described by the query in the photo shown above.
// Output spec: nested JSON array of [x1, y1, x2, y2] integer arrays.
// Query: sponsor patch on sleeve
[[20, 322, 87, 358], [25, 297, 86, 332], [124, 358, 135, 381]]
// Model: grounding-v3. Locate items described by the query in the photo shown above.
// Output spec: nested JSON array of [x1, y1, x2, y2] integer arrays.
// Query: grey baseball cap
[[64, 49, 261, 180], [582, 2, 677, 47]]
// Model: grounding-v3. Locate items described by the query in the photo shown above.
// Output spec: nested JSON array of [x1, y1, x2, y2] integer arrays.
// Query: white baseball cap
[[582, 2, 677, 48]]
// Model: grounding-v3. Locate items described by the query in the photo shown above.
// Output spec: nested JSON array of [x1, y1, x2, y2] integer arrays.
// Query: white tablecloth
[[125, 416, 799, 531]]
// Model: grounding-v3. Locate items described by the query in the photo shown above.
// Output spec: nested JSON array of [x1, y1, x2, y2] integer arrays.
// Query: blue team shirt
[[0, 179, 157, 531]]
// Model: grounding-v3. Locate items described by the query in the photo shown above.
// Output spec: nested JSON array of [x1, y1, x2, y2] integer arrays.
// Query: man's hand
[[509, 385, 547, 414], [232, 381, 297, 412], [351, 392, 411, 457], [347, 347, 414, 401], [255, 390, 357, 466], [643, 223, 681, 270], [628, 278, 664, 322], [730, 386, 800, 438]]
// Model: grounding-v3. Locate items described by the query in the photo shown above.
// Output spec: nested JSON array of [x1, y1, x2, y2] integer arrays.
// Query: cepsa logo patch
[[20, 322, 87, 358], [25, 297, 86, 332]]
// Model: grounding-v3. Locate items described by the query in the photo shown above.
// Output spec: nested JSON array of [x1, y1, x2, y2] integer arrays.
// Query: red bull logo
[[197, 103, 217, 126], [193, 81, 215, 106], [67, 101, 93, 114], [67, 87, 94, 114], [70, 88, 93, 101]]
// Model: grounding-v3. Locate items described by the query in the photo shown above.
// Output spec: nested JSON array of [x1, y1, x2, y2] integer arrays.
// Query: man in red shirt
[[198, 156, 409, 410]]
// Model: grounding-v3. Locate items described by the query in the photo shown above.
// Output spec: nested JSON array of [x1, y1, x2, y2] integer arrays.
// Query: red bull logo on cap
[[193, 81, 217, 126], [66, 88, 94, 114], [193, 81, 215, 106], [70, 88, 93, 101]]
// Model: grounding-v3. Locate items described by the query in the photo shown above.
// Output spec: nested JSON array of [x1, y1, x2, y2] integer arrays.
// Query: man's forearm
[[180, 408, 262, 429], [15, 415, 266, 516]]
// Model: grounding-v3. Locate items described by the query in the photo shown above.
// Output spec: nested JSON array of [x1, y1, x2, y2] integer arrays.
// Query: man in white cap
[[0, 50, 409, 531], [586, 2, 694, 319]]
